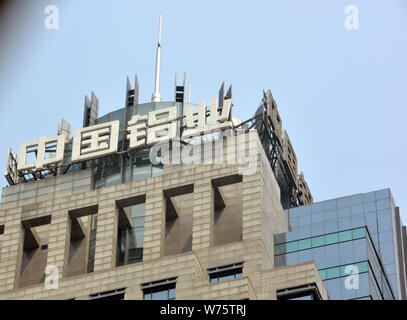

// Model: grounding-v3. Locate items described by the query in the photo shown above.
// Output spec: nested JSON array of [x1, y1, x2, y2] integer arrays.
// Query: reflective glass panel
[[339, 241, 354, 265], [311, 222, 324, 236], [339, 230, 352, 242], [351, 204, 363, 215], [298, 238, 311, 250], [312, 246, 327, 269], [375, 189, 389, 201], [338, 206, 351, 218], [326, 267, 340, 279], [350, 194, 363, 206], [337, 197, 351, 208], [352, 228, 365, 240], [311, 235, 325, 247], [376, 199, 390, 210], [286, 241, 298, 253], [325, 233, 339, 245]]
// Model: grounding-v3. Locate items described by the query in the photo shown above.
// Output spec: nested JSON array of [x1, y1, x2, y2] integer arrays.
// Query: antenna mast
[[152, 13, 163, 102]]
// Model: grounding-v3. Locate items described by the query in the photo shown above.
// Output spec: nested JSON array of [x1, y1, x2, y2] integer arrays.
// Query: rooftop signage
[[5, 98, 237, 185]]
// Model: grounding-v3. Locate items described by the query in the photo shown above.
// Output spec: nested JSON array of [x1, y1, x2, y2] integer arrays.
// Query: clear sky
[[0, 0, 406, 220]]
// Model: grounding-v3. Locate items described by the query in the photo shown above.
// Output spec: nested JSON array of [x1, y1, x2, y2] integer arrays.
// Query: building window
[[66, 204, 99, 276], [285, 294, 313, 300], [163, 184, 194, 256], [211, 175, 243, 246], [142, 278, 176, 300], [0, 225, 3, 262], [19, 215, 52, 288], [277, 284, 322, 300], [87, 213, 98, 273], [208, 262, 243, 283], [274, 227, 367, 256], [93, 154, 122, 189], [116, 195, 146, 266], [93, 148, 163, 190], [89, 288, 126, 300]]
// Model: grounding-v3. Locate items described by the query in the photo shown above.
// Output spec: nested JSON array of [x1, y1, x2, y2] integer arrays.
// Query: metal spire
[[152, 13, 163, 102]]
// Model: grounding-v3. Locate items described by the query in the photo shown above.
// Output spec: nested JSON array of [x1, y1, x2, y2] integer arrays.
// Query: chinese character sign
[[146, 106, 177, 145], [17, 135, 66, 171], [181, 98, 233, 138], [127, 114, 148, 149], [126, 106, 178, 148], [72, 121, 120, 162], [11, 98, 233, 176]]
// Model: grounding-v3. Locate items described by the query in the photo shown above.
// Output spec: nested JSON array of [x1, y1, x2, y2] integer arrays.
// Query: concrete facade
[[0, 132, 327, 300]]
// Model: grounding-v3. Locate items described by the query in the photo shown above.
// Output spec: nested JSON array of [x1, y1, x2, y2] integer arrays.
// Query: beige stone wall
[[165, 192, 194, 256], [250, 262, 328, 300], [66, 216, 91, 277], [213, 182, 243, 246], [0, 133, 326, 300]]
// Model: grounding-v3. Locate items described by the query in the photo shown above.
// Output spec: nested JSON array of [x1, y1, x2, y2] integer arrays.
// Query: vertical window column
[[116, 195, 146, 266], [66, 205, 98, 276], [211, 175, 243, 246], [163, 185, 194, 256], [19, 215, 52, 288]]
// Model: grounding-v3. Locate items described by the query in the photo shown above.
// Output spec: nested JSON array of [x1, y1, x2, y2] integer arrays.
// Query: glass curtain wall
[[275, 189, 400, 300], [93, 102, 189, 190]]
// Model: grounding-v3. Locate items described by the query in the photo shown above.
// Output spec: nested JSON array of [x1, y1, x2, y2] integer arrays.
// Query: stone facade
[[0, 132, 327, 300]]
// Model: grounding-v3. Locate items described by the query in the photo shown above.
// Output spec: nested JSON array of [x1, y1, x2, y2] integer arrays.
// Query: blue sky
[[0, 0, 406, 220]]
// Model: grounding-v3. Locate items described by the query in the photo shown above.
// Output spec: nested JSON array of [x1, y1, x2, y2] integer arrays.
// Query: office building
[[0, 15, 404, 301], [275, 189, 407, 300]]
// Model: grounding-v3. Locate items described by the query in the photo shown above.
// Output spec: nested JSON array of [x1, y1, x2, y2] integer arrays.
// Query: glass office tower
[[274, 189, 407, 300]]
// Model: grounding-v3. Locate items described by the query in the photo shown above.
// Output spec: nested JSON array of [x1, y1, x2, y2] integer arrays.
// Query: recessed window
[[208, 262, 243, 283], [19, 215, 52, 288], [66, 205, 98, 276], [163, 185, 194, 256], [87, 213, 98, 273], [142, 278, 176, 300], [116, 195, 146, 266], [287, 294, 313, 300], [277, 284, 322, 300], [89, 288, 126, 300], [211, 175, 243, 246]]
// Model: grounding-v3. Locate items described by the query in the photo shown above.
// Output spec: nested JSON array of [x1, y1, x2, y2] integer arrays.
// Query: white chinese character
[[146, 106, 178, 145], [71, 121, 119, 162], [182, 100, 206, 138], [5, 149, 19, 185], [182, 98, 233, 138], [17, 135, 66, 171], [127, 114, 147, 149]]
